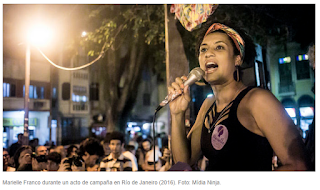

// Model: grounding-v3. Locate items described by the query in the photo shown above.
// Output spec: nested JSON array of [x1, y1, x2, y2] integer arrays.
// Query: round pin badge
[[211, 124, 228, 150]]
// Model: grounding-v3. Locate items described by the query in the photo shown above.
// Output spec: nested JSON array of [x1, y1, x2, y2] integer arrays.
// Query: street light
[[81, 31, 87, 37], [22, 24, 53, 145]]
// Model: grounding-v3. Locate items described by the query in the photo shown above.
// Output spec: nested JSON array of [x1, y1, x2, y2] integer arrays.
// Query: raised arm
[[169, 76, 192, 164], [169, 76, 211, 166]]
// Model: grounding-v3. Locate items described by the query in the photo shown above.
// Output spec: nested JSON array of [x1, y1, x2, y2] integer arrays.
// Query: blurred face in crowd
[[109, 140, 123, 158], [37, 146, 48, 156], [3, 150, 9, 171], [103, 142, 111, 155], [70, 147, 78, 157], [17, 134, 23, 144], [82, 152, 99, 168], [47, 160, 59, 171], [19, 149, 33, 165], [142, 141, 151, 151]]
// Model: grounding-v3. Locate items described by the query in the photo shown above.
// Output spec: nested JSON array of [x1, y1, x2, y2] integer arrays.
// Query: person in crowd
[[128, 140, 139, 152], [48, 145, 56, 154], [47, 152, 61, 171], [66, 144, 78, 158], [36, 145, 48, 156], [144, 144, 162, 171], [3, 148, 9, 171], [305, 43, 315, 171], [54, 145, 67, 160], [124, 144, 136, 155], [136, 138, 149, 171], [29, 138, 39, 152], [34, 145, 48, 171], [59, 138, 104, 171], [79, 138, 104, 171], [123, 144, 138, 171], [159, 148, 173, 171], [168, 21, 309, 171], [9, 133, 23, 157], [3, 148, 15, 171], [86, 160, 100, 171], [137, 138, 162, 171], [13, 145, 34, 171], [99, 131, 133, 171], [101, 133, 112, 156], [58, 144, 78, 169]]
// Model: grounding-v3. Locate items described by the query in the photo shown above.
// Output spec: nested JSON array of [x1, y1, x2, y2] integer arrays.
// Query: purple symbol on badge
[[218, 126, 224, 137], [211, 124, 228, 150]]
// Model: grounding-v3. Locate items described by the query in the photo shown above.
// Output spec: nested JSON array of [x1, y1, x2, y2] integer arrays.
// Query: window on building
[[3, 83, 16, 97], [278, 57, 294, 94], [29, 85, 34, 98], [296, 59, 310, 80], [73, 71, 88, 80], [23, 85, 45, 99], [52, 87, 57, 99], [72, 85, 87, 102], [62, 83, 70, 100], [90, 83, 99, 101], [52, 87, 57, 108], [279, 57, 293, 84]]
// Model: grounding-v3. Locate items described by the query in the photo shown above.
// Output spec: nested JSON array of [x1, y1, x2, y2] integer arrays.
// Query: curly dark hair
[[108, 131, 125, 144], [195, 21, 257, 69], [47, 152, 62, 165], [78, 137, 104, 157], [66, 144, 78, 157]]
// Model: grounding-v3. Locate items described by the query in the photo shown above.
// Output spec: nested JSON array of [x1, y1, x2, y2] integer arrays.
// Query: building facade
[[268, 42, 315, 138], [51, 47, 91, 145], [3, 49, 51, 148]]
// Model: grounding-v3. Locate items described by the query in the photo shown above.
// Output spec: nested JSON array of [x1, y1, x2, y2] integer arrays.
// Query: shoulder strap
[[231, 86, 256, 110]]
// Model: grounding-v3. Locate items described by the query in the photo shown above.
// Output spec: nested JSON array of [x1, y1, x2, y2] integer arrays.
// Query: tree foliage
[[81, 5, 165, 132]]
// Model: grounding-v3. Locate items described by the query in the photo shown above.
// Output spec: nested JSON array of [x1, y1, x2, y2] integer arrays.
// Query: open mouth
[[205, 62, 218, 73]]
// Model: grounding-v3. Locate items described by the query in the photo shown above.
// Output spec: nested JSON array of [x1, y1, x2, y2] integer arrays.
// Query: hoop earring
[[233, 66, 240, 82]]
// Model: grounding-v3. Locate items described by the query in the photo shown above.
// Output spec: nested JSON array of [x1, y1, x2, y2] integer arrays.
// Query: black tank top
[[201, 86, 273, 171]]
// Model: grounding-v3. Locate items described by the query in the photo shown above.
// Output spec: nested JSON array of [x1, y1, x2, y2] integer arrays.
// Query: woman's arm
[[169, 76, 212, 166], [247, 89, 309, 170], [171, 96, 212, 166]]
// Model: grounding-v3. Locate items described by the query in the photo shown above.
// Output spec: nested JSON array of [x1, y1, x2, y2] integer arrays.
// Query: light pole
[[23, 24, 53, 145], [23, 42, 31, 145]]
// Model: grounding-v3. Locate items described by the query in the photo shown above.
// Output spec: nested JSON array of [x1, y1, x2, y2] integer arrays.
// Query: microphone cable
[[152, 109, 158, 171]]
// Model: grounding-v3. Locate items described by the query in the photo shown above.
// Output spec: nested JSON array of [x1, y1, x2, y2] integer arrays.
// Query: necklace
[[207, 86, 245, 133]]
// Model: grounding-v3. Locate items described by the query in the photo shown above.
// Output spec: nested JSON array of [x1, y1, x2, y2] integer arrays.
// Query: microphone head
[[184, 67, 204, 86]]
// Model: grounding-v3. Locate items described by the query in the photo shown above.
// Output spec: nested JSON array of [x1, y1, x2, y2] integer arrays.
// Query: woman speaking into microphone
[[168, 22, 309, 171]]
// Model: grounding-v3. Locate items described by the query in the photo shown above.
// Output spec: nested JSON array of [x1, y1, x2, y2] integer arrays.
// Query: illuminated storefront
[[3, 111, 50, 148]]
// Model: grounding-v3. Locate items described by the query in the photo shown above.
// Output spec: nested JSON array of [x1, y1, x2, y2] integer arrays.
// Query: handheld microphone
[[155, 67, 204, 112]]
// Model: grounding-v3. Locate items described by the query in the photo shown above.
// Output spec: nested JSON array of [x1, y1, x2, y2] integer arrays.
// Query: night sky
[[250, 4, 315, 47]]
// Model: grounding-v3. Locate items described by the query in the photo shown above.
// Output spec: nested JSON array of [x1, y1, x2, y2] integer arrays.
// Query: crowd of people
[[3, 131, 172, 172]]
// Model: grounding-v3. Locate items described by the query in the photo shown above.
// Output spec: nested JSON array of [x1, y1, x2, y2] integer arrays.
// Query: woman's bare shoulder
[[242, 87, 284, 117]]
